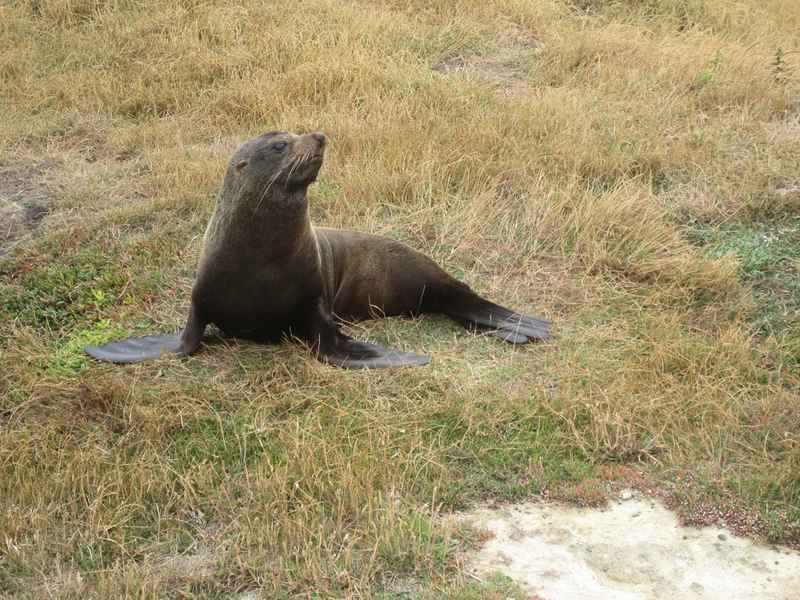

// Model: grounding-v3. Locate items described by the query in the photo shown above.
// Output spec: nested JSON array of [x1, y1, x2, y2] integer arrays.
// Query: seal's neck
[[229, 186, 313, 257]]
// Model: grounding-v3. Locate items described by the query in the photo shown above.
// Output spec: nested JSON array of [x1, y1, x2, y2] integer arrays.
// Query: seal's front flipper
[[320, 336, 431, 369], [85, 305, 207, 364], [303, 299, 430, 369], [85, 333, 186, 363]]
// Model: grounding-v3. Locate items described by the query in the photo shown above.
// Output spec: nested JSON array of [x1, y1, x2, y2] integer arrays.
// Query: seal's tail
[[439, 284, 550, 344]]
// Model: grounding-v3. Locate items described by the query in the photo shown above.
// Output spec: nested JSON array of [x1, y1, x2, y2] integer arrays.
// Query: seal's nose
[[311, 132, 327, 146]]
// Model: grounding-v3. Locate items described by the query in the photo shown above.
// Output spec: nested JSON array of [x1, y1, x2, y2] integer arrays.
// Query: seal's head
[[226, 131, 327, 203]]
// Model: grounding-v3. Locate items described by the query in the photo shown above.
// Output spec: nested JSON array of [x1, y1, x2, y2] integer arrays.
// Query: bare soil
[[0, 161, 56, 256], [461, 491, 800, 600]]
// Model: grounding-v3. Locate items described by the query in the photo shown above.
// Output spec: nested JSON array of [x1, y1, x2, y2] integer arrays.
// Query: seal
[[85, 131, 550, 369]]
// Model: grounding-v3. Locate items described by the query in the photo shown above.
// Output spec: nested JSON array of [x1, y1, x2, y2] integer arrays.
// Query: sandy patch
[[461, 490, 800, 600]]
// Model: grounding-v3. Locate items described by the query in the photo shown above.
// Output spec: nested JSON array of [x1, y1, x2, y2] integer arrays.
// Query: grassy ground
[[1, 0, 799, 597]]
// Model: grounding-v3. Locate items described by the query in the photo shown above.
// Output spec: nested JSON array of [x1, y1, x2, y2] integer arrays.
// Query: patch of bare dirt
[[775, 183, 800, 198], [432, 51, 529, 83], [459, 490, 800, 600], [432, 22, 544, 97], [0, 160, 57, 256], [158, 511, 224, 586], [379, 573, 422, 597]]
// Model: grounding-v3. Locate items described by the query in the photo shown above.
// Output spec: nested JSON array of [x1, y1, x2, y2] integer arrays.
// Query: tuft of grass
[[704, 225, 800, 279], [45, 319, 130, 377], [0, 242, 127, 329], [689, 221, 800, 334]]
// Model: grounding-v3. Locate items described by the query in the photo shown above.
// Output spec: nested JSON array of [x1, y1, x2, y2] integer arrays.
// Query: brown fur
[[86, 131, 549, 368]]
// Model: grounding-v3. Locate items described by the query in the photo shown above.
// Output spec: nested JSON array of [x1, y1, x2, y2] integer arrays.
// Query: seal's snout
[[311, 132, 326, 146]]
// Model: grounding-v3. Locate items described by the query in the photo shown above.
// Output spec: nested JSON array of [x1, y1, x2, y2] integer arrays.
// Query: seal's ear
[[235, 160, 249, 172]]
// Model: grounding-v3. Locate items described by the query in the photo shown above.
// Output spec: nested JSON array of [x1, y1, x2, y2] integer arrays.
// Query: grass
[[691, 221, 800, 336], [1, 0, 799, 597]]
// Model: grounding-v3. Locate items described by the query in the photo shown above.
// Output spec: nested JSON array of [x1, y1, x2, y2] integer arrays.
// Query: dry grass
[[1, 0, 799, 597]]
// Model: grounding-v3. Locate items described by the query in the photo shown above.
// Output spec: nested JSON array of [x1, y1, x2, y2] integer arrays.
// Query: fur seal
[[85, 131, 550, 369]]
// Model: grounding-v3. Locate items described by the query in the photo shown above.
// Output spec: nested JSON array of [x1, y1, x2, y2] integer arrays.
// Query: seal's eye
[[272, 141, 288, 153]]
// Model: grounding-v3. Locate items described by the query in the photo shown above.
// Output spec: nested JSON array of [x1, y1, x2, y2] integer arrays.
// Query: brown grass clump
[[1, 0, 799, 596]]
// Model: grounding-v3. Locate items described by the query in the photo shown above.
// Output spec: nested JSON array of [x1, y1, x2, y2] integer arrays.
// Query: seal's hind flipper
[[486, 328, 530, 344], [85, 334, 187, 363], [320, 337, 430, 369], [493, 311, 550, 342], [461, 308, 550, 343], [441, 286, 551, 343]]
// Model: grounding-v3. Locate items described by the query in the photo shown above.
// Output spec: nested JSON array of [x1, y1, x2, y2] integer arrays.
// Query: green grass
[[688, 220, 800, 335], [45, 319, 131, 377]]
